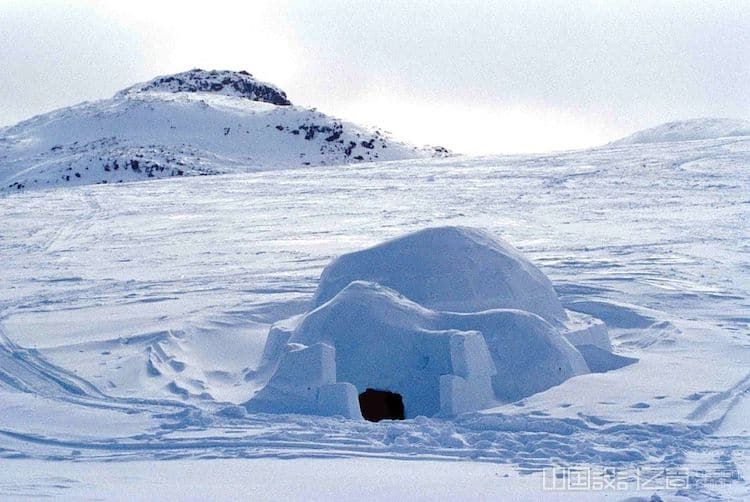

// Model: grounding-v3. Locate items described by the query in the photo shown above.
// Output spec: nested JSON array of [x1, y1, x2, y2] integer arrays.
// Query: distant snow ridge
[[117, 69, 291, 105], [611, 118, 750, 146], [0, 70, 449, 193], [248, 227, 630, 420]]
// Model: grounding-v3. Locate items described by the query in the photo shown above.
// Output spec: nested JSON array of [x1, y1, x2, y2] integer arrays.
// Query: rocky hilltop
[[0, 70, 449, 193], [117, 69, 292, 105]]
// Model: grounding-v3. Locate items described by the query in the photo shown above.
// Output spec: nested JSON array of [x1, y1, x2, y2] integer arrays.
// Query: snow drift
[[249, 227, 621, 420], [0, 69, 449, 193]]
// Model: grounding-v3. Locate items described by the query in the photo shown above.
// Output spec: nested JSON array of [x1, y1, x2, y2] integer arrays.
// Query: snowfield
[[1, 129, 749, 499]]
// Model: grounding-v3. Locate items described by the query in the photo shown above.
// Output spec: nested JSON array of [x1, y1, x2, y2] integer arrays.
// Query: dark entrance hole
[[358, 388, 405, 422]]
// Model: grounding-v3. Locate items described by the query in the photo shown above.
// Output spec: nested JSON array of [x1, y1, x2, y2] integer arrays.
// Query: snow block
[[317, 383, 361, 418], [312, 226, 568, 326], [441, 331, 496, 415], [562, 309, 611, 351], [247, 343, 337, 416], [449, 330, 495, 379], [440, 309, 589, 402], [575, 344, 638, 374], [440, 374, 491, 416], [272, 342, 335, 388], [259, 324, 294, 370]]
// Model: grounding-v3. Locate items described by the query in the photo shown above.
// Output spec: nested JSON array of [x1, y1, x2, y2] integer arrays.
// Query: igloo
[[246, 226, 621, 420]]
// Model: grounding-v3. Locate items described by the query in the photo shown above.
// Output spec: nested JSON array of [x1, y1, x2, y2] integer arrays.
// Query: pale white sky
[[1, 0, 748, 154]]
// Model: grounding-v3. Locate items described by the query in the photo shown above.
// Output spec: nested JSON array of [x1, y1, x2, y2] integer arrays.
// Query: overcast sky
[[1, 0, 748, 154]]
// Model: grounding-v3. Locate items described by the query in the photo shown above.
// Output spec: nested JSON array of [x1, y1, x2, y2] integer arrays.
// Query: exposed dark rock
[[119, 69, 292, 106], [344, 141, 356, 157], [325, 130, 342, 142]]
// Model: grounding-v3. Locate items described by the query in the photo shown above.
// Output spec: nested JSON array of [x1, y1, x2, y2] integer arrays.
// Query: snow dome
[[313, 226, 567, 326], [247, 227, 619, 420]]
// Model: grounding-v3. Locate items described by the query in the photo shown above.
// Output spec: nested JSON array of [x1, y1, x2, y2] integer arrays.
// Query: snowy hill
[[0, 69, 448, 193], [610, 117, 750, 146]]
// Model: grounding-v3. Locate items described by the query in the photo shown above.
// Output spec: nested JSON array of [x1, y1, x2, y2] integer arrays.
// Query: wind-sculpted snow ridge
[[0, 70, 450, 194], [610, 117, 750, 146], [249, 227, 629, 419], [0, 326, 104, 399]]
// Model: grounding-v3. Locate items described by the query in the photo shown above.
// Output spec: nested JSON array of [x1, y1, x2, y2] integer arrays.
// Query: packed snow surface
[[0, 70, 447, 193], [611, 117, 750, 146], [1, 133, 749, 499]]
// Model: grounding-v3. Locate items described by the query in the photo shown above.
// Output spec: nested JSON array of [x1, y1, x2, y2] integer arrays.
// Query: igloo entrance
[[358, 388, 405, 422]]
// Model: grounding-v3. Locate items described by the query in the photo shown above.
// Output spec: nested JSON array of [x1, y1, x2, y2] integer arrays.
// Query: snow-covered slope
[[2, 131, 750, 498], [0, 69, 448, 193], [610, 117, 750, 146]]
